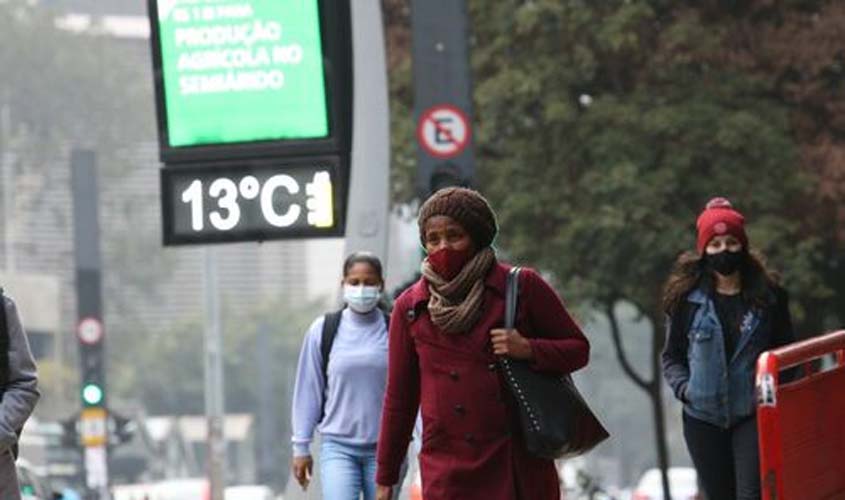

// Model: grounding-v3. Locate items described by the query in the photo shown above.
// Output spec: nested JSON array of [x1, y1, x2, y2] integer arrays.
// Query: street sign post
[[71, 151, 110, 499], [411, 0, 476, 197], [417, 105, 471, 159], [77, 317, 104, 346], [80, 408, 108, 448]]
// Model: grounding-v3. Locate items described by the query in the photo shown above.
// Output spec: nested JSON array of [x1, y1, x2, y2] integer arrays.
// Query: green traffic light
[[82, 383, 104, 406]]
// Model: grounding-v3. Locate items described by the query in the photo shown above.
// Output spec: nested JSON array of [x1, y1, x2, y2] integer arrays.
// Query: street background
[[1, 0, 843, 497]]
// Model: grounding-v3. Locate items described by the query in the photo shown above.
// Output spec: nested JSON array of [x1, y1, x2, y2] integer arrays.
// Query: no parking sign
[[417, 105, 471, 159]]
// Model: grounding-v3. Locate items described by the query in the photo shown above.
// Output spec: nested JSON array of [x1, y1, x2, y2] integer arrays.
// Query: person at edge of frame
[[0, 290, 40, 500], [662, 197, 796, 500]]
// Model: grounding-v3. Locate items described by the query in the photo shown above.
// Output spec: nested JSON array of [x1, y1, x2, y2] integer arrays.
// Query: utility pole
[[411, 0, 476, 198], [342, 0, 391, 264], [203, 247, 226, 500], [71, 150, 110, 500]]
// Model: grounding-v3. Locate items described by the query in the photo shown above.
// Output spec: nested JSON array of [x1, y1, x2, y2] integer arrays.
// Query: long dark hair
[[662, 249, 780, 315]]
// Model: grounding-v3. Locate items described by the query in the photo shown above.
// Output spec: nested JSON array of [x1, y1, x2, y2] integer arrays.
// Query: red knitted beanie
[[696, 197, 747, 254]]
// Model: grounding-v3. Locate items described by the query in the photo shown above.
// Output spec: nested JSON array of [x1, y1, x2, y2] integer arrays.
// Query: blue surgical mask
[[343, 285, 382, 313]]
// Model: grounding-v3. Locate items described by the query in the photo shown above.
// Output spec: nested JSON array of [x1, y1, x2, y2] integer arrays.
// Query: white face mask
[[343, 285, 382, 313]]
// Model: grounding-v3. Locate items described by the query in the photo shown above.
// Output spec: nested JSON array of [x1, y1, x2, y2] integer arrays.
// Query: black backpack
[[0, 288, 20, 459], [319, 308, 390, 420]]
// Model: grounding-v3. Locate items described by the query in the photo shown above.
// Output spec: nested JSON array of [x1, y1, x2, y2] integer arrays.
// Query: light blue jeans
[[320, 439, 378, 500], [319, 439, 408, 500]]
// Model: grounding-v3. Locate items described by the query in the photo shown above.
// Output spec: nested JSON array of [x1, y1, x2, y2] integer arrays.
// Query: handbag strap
[[505, 267, 521, 330]]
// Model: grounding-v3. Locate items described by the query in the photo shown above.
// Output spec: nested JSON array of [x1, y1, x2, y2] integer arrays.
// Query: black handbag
[[498, 267, 609, 459]]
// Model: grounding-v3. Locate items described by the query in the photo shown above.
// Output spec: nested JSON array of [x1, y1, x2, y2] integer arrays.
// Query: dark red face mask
[[427, 247, 474, 281]]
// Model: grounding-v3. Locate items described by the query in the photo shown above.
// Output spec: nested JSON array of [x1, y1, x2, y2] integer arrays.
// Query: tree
[[469, 1, 811, 497], [0, 2, 153, 168], [1, 1, 168, 415], [383, 0, 416, 203], [694, 0, 845, 334], [109, 294, 324, 489], [384, 0, 843, 492]]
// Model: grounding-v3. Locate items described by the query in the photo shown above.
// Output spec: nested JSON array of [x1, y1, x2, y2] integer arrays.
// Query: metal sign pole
[[343, 0, 391, 264], [71, 150, 111, 500], [411, 0, 476, 197], [203, 246, 226, 500]]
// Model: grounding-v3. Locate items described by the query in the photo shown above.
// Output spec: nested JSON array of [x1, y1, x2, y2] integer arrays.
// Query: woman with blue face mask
[[290, 252, 391, 500]]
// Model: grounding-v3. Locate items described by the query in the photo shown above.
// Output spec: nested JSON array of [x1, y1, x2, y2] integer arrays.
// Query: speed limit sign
[[77, 317, 104, 345]]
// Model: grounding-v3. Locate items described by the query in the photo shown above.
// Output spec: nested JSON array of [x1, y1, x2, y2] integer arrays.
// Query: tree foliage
[[1, 1, 176, 416], [386, 0, 843, 331], [0, 2, 154, 164], [384, 0, 844, 488], [109, 295, 324, 489]]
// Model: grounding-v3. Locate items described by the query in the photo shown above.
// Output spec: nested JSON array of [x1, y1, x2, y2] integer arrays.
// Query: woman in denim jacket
[[661, 198, 795, 500]]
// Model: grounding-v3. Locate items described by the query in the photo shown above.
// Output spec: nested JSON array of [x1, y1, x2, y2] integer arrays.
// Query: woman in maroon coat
[[375, 187, 590, 500]]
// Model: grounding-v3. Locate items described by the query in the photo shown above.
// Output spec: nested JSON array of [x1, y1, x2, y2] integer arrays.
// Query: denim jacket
[[662, 286, 794, 429]]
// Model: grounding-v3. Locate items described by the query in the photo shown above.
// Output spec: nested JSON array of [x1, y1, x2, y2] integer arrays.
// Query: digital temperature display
[[160, 157, 345, 245]]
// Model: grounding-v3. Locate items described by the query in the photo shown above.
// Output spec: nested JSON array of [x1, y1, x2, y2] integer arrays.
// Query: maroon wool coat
[[376, 262, 590, 500]]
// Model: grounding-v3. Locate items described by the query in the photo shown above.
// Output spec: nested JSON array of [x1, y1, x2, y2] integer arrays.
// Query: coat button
[[449, 370, 459, 380], [454, 404, 466, 415], [488, 363, 497, 372], [464, 433, 474, 442]]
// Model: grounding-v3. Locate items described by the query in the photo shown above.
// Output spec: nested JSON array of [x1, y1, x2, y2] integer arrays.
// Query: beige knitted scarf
[[421, 247, 496, 334]]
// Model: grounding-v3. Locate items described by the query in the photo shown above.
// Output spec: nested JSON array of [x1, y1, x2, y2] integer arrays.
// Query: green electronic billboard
[[150, 0, 341, 156]]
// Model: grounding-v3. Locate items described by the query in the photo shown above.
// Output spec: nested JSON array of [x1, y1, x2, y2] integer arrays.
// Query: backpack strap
[[319, 308, 391, 421], [320, 310, 344, 386], [381, 310, 390, 330], [319, 310, 344, 422]]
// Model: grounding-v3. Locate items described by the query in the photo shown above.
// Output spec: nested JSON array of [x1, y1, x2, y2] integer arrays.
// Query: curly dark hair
[[662, 249, 780, 315]]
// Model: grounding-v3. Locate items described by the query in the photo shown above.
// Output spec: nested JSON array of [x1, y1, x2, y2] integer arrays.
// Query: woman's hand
[[490, 328, 534, 360], [291, 455, 313, 490], [376, 485, 393, 500]]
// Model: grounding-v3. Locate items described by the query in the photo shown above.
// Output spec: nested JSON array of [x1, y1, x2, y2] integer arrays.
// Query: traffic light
[[77, 316, 106, 409], [80, 348, 105, 408], [82, 383, 104, 406]]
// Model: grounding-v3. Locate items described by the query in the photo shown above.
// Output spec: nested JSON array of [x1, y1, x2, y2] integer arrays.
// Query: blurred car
[[113, 478, 210, 500], [151, 478, 209, 500], [225, 485, 274, 500], [632, 467, 700, 500], [17, 460, 63, 500]]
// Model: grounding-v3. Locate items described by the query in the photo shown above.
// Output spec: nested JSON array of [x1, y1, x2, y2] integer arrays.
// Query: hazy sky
[[41, 0, 145, 16]]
